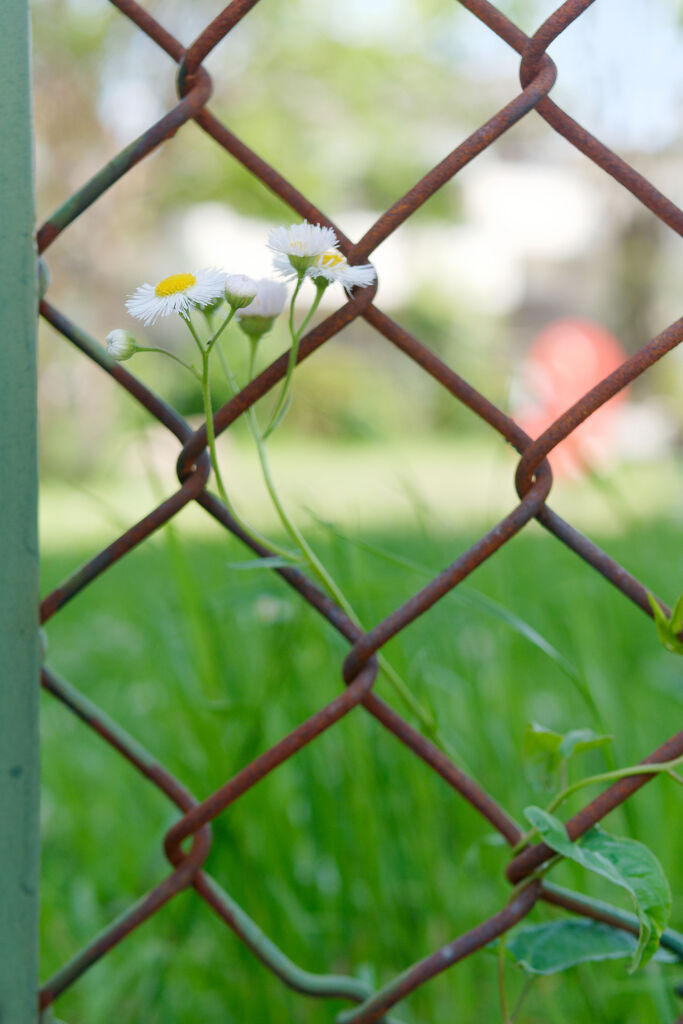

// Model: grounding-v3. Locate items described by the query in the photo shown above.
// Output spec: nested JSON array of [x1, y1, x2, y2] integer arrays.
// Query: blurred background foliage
[[34, 0, 683, 482], [34, 1, 683, 1022]]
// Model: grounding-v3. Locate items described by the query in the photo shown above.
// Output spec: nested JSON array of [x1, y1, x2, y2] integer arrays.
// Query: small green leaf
[[227, 556, 297, 571], [558, 729, 613, 760], [647, 593, 671, 631], [670, 590, 683, 635], [647, 593, 683, 656], [524, 723, 564, 755], [522, 724, 611, 794], [506, 918, 677, 974], [524, 807, 671, 971], [522, 723, 564, 792]]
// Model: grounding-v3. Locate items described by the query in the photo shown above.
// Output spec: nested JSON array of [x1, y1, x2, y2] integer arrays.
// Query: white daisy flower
[[309, 250, 376, 294], [105, 329, 137, 361], [126, 268, 227, 326], [236, 278, 288, 339], [273, 248, 376, 295], [224, 273, 258, 310], [267, 221, 338, 274]]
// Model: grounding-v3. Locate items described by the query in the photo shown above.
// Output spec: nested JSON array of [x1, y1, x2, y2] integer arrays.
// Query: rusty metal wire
[[36, 0, 683, 1020]]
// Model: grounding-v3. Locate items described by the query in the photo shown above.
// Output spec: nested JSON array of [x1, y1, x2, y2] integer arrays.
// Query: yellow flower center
[[155, 272, 196, 297], [317, 250, 346, 270]]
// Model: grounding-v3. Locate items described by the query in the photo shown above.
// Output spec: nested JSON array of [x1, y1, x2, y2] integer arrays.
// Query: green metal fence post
[[0, 1, 40, 1021]]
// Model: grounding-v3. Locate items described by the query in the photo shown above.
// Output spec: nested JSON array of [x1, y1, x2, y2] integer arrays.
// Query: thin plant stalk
[[510, 976, 536, 1022], [182, 312, 298, 563], [215, 329, 466, 767], [134, 345, 201, 380], [512, 754, 683, 854], [263, 276, 327, 438], [498, 934, 511, 1024]]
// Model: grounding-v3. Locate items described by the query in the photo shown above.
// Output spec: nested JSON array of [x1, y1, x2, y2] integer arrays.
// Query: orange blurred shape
[[517, 318, 628, 477]]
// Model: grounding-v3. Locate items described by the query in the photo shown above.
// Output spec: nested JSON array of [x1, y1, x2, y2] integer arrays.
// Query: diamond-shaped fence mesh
[[32, 1, 683, 1021]]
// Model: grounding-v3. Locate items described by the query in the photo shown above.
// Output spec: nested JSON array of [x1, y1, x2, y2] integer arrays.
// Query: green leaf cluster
[[647, 591, 683, 656], [522, 723, 612, 792], [523, 808, 672, 971]]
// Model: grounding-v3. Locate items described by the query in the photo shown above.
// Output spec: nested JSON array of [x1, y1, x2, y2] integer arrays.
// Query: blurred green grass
[[40, 500, 683, 1023]]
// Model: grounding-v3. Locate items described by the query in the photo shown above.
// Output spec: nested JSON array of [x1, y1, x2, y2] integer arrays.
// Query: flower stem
[[207, 306, 236, 353], [200, 344, 297, 562], [296, 276, 328, 339], [219, 340, 466, 766], [181, 310, 206, 358], [135, 345, 201, 380], [262, 275, 304, 437], [262, 277, 327, 439]]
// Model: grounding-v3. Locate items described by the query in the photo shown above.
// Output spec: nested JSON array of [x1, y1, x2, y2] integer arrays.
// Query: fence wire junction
[[36, 1, 683, 1021]]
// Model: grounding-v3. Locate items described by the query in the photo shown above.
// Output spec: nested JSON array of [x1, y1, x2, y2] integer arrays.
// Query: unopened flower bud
[[106, 329, 138, 361], [236, 279, 287, 340], [237, 314, 278, 339], [225, 274, 258, 310]]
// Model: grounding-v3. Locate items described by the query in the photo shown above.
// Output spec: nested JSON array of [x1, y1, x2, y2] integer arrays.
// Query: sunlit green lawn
[[39, 455, 682, 1024]]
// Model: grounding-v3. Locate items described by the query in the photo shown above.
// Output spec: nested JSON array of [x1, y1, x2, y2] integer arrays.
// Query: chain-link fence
[[34, 1, 683, 1021]]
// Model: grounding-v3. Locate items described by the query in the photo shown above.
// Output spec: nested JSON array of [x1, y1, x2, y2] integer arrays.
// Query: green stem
[[207, 306, 235, 353], [246, 340, 359, 618], [545, 757, 683, 816], [510, 976, 535, 1022], [135, 345, 201, 380], [296, 276, 328, 338], [263, 277, 327, 439], [233, 343, 465, 766], [181, 310, 206, 358], [215, 342, 241, 397], [508, 858, 559, 900], [263, 276, 304, 437], [498, 934, 511, 1024], [559, 758, 568, 794], [200, 346, 297, 562], [512, 755, 683, 854]]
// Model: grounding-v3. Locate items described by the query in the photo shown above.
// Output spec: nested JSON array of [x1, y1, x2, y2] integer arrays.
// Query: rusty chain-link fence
[[35, 0, 683, 1020]]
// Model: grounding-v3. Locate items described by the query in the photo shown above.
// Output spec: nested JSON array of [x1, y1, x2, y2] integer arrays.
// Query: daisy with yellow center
[[126, 268, 227, 326], [268, 221, 338, 273], [269, 218, 376, 294], [273, 244, 376, 294], [309, 249, 376, 293]]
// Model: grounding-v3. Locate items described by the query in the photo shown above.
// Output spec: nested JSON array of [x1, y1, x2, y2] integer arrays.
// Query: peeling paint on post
[[0, 1, 40, 1022]]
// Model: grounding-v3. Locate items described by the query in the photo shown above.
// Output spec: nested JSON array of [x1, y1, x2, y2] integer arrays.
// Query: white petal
[[267, 221, 338, 258], [125, 268, 227, 325], [225, 273, 259, 298], [186, 267, 228, 307], [237, 278, 288, 318]]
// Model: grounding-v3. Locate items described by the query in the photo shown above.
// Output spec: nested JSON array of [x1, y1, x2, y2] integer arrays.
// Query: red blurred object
[[517, 318, 629, 476]]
